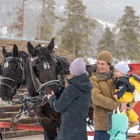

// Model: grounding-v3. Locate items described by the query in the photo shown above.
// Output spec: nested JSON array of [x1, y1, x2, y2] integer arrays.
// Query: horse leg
[[34, 105, 60, 140], [43, 129, 57, 140], [38, 118, 57, 140], [0, 128, 3, 140], [87, 106, 94, 125]]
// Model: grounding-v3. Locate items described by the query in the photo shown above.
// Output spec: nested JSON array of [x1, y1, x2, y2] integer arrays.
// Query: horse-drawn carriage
[[128, 63, 140, 122], [0, 38, 140, 140]]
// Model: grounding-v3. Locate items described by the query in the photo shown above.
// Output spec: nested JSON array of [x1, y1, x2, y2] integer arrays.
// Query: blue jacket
[[49, 73, 93, 140]]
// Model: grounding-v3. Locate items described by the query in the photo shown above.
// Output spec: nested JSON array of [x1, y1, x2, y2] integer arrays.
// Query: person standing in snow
[[90, 51, 136, 140], [47, 58, 93, 140]]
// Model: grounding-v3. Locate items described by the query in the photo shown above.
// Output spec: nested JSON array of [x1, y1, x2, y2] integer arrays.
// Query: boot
[[130, 120, 139, 128]]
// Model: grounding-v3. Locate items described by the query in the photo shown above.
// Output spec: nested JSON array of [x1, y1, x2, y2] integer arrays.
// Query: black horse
[[25, 39, 71, 140], [0, 44, 28, 101], [26, 38, 97, 130], [0, 38, 96, 139], [25, 38, 71, 140], [0, 39, 70, 140]]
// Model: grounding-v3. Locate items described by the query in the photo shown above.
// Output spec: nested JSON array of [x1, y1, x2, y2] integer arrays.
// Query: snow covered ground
[[128, 125, 140, 133], [5, 125, 139, 140], [88, 136, 93, 140], [87, 124, 94, 140]]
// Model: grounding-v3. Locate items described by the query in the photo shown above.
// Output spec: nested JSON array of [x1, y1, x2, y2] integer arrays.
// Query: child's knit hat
[[114, 61, 130, 75]]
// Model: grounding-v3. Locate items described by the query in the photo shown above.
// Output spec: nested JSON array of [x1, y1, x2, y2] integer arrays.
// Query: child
[[114, 61, 139, 128]]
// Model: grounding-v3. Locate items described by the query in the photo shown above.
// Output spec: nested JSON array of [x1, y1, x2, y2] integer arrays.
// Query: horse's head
[[0, 44, 27, 101], [27, 38, 70, 97], [86, 64, 97, 77]]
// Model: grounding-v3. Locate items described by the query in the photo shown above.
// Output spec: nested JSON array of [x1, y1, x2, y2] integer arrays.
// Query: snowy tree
[[115, 6, 140, 62], [57, 0, 97, 57], [97, 26, 115, 57], [8, 0, 28, 38], [35, 0, 56, 40]]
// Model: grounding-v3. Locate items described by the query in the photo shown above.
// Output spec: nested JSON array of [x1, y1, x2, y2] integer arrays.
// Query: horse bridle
[[12, 55, 68, 123], [0, 56, 25, 96], [12, 55, 69, 123], [29, 56, 60, 95]]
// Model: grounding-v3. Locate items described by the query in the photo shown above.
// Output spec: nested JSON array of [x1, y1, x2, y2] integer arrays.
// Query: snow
[[88, 136, 93, 140], [59, 6, 65, 12], [128, 125, 140, 134], [87, 58, 96, 64], [95, 18, 115, 31], [87, 125, 94, 140]]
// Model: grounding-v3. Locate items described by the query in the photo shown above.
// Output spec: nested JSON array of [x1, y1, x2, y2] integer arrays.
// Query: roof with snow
[[0, 37, 75, 62]]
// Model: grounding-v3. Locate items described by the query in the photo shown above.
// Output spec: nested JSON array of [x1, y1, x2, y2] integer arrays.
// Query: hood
[[68, 73, 93, 92], [116, 76, 134, 92]]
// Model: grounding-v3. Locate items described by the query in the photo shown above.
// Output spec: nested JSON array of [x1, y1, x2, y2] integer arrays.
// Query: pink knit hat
[[69, 58, 86, 76]]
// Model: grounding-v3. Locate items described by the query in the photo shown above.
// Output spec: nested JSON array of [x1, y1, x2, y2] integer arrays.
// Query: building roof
[[0, 38, 75, 62]]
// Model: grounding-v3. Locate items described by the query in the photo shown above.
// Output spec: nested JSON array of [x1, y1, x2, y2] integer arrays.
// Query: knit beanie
[[114, 62, 130, 75], [69, 58, 86, 76], [97, 51, 112, 65]]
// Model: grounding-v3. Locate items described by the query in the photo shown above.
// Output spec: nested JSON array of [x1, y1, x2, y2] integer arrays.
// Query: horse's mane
[[35, 44, 44, 48], [37, 47, 53, 63], [5, 51, 28, 60]]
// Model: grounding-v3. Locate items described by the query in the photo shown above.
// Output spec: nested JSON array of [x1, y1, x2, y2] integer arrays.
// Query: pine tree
[[57, 0, 97, 58], [115, 6, 140, 62], [8, 0, 27, 38], [35, 0, 56, 40], [97, 26, 115, 57]]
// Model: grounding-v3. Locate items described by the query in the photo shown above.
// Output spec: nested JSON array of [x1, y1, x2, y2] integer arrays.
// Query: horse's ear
[[2, 46, 7, 57], [48, 38, 54, 53], [27, 41, 36, 57], [13, 44, 18, 57]]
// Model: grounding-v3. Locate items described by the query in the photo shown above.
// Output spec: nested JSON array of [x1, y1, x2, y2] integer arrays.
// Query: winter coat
[[49, 73, 93, 140], [90, 68, 125, 131], [115, 76, 138, 122], [90, 69, 136, 131], [115, 76, 134, 100]]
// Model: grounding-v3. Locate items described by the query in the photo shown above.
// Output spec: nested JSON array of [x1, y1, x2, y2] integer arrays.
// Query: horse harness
[[12, 54, 69, 123], [0, 56, 25, 101]]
